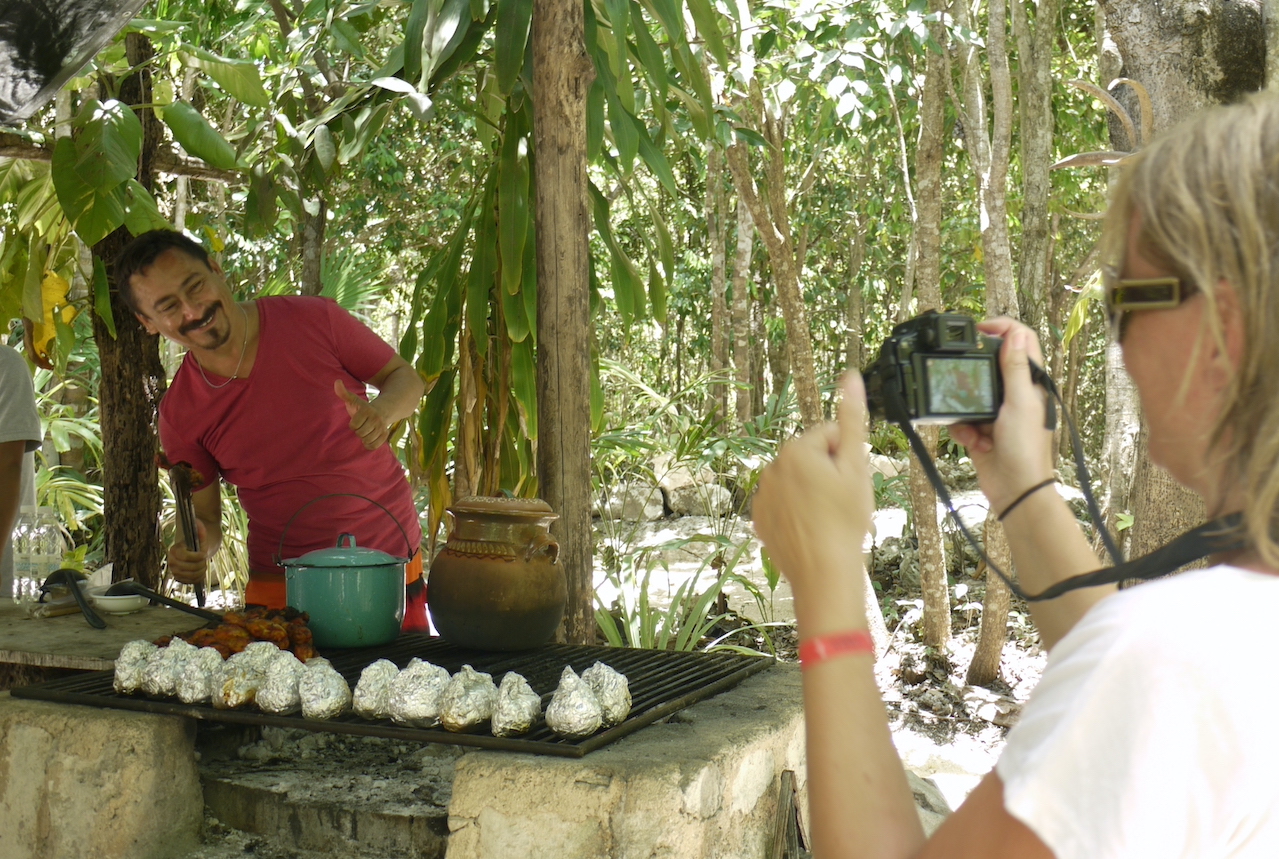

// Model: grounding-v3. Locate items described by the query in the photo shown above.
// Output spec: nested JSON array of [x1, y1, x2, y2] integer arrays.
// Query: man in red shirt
[[113, 230, 428, 629]]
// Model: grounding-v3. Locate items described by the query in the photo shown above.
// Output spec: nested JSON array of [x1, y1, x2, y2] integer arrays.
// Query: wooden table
[[0, 603, 208, 671]]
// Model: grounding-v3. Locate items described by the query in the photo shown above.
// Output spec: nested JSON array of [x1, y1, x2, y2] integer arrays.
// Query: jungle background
[[0, 0, 1272, 778]]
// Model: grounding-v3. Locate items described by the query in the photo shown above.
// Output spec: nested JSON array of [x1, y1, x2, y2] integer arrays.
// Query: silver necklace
[[195, 303, 250, 390]]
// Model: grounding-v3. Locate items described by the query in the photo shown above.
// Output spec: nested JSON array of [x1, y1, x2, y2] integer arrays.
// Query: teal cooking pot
[[283, 534, 406, 648]]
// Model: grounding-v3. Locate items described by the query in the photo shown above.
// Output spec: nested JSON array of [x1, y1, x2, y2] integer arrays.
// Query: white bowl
[[86, 586, 149, 615]]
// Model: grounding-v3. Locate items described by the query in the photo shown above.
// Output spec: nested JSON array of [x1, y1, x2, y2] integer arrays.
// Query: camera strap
[[882, 363, 1249, 602]]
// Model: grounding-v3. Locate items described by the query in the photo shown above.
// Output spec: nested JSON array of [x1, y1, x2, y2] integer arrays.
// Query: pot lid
[[449, 496, 556, 517], [283, 534, 405, 567]]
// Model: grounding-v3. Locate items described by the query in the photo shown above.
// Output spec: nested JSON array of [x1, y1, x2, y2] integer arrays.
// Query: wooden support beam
[[532, 0, 596, 644]]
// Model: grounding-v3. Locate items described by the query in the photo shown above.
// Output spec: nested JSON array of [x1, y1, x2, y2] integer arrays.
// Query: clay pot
[[427, 496, 566, 651]]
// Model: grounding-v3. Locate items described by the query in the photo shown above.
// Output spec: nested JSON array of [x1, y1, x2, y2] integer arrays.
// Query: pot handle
[[275, 493, 415, 565], [523, 532, 559, 564]]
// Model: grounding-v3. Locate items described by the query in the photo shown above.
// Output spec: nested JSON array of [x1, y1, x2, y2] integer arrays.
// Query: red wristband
[[798, 630, 875, 668]]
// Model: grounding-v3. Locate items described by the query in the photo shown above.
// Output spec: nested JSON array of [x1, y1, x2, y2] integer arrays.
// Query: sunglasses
[[1102, 265, 1194, 340]]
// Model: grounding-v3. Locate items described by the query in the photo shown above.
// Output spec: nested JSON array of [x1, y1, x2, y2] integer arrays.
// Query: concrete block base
[[0, 693, 203, 859]]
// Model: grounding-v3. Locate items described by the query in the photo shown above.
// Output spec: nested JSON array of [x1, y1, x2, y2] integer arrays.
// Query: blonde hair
[[1102, 93, 1279, 566]]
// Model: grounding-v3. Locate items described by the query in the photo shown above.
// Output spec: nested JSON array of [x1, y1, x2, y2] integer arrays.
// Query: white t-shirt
[[997, 565, 1279, 859], [0, 345, 41, 592]]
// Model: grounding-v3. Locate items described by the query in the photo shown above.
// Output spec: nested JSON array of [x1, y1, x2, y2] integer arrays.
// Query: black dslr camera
[[863, 311, 1004, 424]]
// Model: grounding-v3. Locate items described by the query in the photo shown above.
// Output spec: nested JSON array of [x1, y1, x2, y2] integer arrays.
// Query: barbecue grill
[[10, 635, 773, 757]]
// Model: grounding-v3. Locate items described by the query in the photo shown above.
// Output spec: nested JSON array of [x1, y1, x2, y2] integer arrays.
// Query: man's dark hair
[[113, 230, 212, 316]]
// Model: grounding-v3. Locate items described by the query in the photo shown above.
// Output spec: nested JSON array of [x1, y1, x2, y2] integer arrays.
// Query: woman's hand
[[753, 374, 874, 611], [948, 318, 1057, 515]]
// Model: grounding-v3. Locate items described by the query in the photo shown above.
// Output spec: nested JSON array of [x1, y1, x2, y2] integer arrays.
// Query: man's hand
[[335, 379, 391, 450], [167, 518, 209, 585]]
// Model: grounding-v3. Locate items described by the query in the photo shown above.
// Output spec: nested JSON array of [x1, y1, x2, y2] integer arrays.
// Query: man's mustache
[[178, 302, 221, 335]]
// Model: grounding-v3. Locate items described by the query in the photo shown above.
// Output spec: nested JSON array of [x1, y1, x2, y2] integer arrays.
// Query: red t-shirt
[[158, 296, 422, 580]]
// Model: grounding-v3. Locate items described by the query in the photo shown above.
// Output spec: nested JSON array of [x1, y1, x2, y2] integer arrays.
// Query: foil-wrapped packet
[[299, 657, 351, 720], [546, 666, 603, 739], [256, 650, 306, 715], [387, 658, 451, 727], [582, 661, 631, 726], [439, 665, 498, 732], [353, 659, 400, 720], [176, 647, 225, 705], [213, 641, 279, 709], [142, 638, 197, 698], [491, 672, 542, 738], [113, 640, 157, 694]]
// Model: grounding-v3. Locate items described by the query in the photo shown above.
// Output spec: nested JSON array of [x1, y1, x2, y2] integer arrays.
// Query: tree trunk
[[910, 10, 951, 650], [844, 225, 865, 372], [92, 34, 167, 590], [299, 197, 327, 296], [731, 196, 754, 428], [725, 105, 823, 427], [707, 148, 729, 421], [533, 0, 596, 644], [1012, 0, 1059, 335], [967, 509, 1013, 686], [751, 296, 766, 418], [956, 0, 1018, 681], [1096, 0, 1263, 561]]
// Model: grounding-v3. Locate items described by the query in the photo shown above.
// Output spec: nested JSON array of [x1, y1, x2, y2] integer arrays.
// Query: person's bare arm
[[0, 440, 24, 559], [334, 355, 425, 450], [167, 482, 222, 585], [948, 320, 1114, 649], [754, 375, 1057, 859]]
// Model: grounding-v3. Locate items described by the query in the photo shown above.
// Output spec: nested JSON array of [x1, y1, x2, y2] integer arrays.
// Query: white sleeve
[[0, 347, 41, 451], [995, 597, 1241, 859]]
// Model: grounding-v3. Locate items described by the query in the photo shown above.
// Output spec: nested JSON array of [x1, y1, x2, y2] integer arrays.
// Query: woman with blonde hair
[[752, 92, 1279, 858]]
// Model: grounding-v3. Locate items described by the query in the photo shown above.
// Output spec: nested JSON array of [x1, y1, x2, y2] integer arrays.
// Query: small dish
[[86, 586, 149, 615]]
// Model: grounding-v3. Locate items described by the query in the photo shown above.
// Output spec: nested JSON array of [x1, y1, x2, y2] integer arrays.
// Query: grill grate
[[9, 635, 773, 757]]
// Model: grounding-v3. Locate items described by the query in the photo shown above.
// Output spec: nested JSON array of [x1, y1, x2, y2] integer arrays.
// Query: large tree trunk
[[299, 197, 327, 296], [910, 9, 950, 650], [957, 0, 1019, 686], [533, 0, 596, 644], [731, 197, 754, 428], [93, 34, 167, 590], [1096, 0, 1264, 563]]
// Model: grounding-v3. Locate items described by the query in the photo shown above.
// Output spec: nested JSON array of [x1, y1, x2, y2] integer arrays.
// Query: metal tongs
[[159, 454, 206, 607]]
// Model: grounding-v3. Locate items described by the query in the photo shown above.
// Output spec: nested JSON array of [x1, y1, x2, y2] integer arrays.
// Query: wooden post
[[532, 0, 596, 644]]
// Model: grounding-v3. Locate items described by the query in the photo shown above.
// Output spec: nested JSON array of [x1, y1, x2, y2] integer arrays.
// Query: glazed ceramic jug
[[426, 496, 566, 650]]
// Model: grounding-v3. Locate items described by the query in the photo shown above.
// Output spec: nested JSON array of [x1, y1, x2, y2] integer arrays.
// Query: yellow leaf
[[203, 226, 225, 253], [60, 305, 77, 324], [33, 273, 71, 361]]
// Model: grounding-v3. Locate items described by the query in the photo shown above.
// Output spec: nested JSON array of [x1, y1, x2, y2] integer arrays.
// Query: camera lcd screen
[[924, 357, 995, 415]]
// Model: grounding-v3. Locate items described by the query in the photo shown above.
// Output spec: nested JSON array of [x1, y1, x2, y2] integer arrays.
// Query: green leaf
[[647, 257, 667, 324], [587, 77, 605, 161], [122, 180, 171, 235], [92, 257, 116, 339], [430, 4, 498, 87], [498, 122, 529, 296], [52, 138, 125, 246], [733, 126, 769, 148], [418, 369, 456, 466], [511, 336, 537, 440], [649, 200, 675, 277], [604, 0, 629, 79], [639, 0, 683, 40], [590, 347, 604, 432], [608, 92, 639, 172], [685, 0, 729, 68], [312, 125, 337, 175], [338, 103, 392, 164], [494, 0, 534, 95], [521, 213, 537, 341], [635, 118, 678, 195], [631, 2, 668, 101], [72, 99, 141, 192], [331, 19, 367, 59], [467, 186, 497, 355], [189, 50, 270, 108], [501, 279, 529, 342], [403, 0, 430, 83], [22, 234, 46, 321], [162, 101, 239, 170]]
